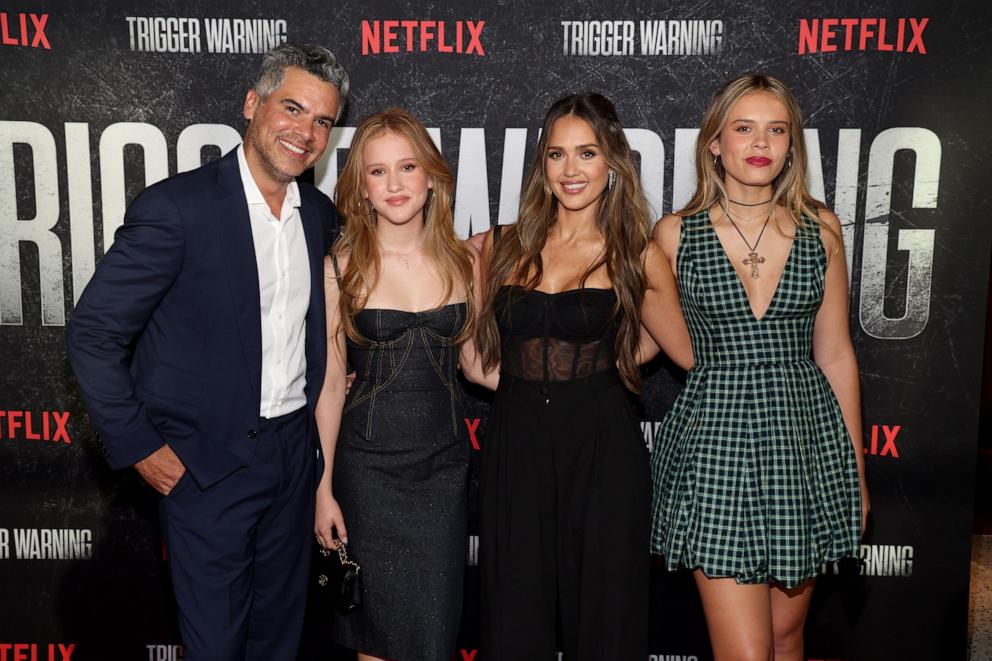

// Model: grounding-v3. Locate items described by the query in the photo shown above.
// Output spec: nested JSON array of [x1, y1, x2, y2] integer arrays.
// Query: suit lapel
[[216, 150, 263, 402]]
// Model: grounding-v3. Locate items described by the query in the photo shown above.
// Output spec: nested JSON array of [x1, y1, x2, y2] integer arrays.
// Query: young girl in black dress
[[314, 108, 495, 661]]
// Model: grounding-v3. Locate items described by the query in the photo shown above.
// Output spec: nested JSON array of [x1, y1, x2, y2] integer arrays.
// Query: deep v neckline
[[706, 209, 797, 322]]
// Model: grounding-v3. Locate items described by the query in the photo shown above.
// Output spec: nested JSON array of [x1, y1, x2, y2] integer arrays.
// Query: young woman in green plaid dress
[[648, 74, 870, 660]]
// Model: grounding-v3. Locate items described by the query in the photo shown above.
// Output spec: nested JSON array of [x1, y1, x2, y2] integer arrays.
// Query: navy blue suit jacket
[[67, 149, 339, 488]]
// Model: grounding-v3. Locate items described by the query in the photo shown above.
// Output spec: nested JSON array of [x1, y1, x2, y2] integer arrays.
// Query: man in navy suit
[[66, 43, 348, 661]]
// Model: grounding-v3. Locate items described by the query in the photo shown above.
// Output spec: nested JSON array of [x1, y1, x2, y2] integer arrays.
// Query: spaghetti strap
[[329, 250, 342, 279]]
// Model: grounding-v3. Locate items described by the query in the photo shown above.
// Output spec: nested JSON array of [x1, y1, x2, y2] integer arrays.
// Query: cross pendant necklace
[[724, 204, 772, 279], [743, 251, 765, 279]]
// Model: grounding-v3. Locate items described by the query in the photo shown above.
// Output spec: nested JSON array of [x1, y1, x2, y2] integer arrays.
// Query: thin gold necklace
[[381, 244, 421, 270], [722, 199, 772, 225]]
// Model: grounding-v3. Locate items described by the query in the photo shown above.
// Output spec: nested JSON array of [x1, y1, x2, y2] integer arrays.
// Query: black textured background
[[1, 1, 991, 658]]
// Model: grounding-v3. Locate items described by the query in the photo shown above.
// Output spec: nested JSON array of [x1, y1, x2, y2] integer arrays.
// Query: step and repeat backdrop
[[2, 1, 991, 659]]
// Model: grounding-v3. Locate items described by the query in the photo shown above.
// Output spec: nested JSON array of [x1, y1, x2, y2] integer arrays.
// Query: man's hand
[[134, 444, 187, 496]]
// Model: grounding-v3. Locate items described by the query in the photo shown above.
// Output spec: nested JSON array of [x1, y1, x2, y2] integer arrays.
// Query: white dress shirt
[[237, 145, 311, 418]]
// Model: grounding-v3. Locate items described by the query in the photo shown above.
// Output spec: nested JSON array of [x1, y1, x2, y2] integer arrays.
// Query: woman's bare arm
[[812, 210, 870, 534], [314, 254, 350, 546]]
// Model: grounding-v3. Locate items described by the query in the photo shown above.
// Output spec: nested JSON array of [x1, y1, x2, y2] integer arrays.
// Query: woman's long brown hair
[[333, 108, 475, 343], [476, 93, 652, 392]]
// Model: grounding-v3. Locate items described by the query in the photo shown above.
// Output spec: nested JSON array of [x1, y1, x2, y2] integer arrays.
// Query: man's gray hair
[[253, 42, 350, 121]]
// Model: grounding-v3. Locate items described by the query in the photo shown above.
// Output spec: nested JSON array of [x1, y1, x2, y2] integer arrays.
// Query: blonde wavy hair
[[681, 73, 825, 231], [333, 108, 475, 344]]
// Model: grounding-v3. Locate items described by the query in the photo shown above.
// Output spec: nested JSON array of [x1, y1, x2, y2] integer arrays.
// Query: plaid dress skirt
[[650, 210, 861, 588]]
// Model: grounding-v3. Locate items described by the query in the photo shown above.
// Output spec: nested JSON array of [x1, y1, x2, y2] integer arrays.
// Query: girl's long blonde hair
[[681, 73, 825, 230], [333, 108, 475, 343], [476, 93, 652, 392]]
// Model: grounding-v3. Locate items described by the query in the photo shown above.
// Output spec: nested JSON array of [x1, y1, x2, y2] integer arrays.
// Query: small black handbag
[[313, 539, 362, 614]]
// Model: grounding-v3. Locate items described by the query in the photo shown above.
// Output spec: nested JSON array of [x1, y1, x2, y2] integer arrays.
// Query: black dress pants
[[159, 407, 315, 661]]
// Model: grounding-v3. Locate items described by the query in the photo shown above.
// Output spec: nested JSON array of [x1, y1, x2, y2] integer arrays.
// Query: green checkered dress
[[650, 210, 861, 588]]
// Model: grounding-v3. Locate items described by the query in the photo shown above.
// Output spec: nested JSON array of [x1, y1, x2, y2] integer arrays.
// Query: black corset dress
[[331, 303, 468, 660], [479, 285, 650, 660]]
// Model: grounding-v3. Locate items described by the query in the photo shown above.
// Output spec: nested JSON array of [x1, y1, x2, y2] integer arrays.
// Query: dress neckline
[[499, 284, 615, 297], [359, 301, 467, 315], [703, 209, 797, 322]]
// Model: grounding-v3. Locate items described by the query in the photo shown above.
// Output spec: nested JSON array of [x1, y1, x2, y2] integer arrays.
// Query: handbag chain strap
[[321, 539, 360, 574]]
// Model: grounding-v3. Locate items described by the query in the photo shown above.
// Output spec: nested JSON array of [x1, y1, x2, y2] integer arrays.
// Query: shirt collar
[[236, 144, 301, 211]]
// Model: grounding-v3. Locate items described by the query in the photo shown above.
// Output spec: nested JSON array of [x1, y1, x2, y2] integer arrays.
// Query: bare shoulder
[[651, 213, 683, 240], [816, 207, 842, 231], [475, 227, 495, 255], [463, 236, 482, 261], [465, 229, 487, 254], [463, 238, 483, 274], [323, 250, 350, 282], [814, 208, 844, 256], [643, 236, 667, 267], [651, 213, 683, 259]]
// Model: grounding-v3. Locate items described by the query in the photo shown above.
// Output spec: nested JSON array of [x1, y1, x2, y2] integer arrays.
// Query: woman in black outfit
[[314, 109, 494, 661], [475, 93, 691, 659]]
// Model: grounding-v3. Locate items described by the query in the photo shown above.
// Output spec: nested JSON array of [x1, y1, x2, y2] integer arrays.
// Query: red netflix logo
[[0, 411, 71, 444], [798, 18, 928, 54], [0, 13, 50, 49], [0, 644, 75, 661], [362, 20, 485, 55], [864, 424, 900, 458]]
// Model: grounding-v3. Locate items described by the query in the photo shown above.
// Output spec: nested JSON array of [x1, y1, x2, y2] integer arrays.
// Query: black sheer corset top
[[494, 285, 619, 383]]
